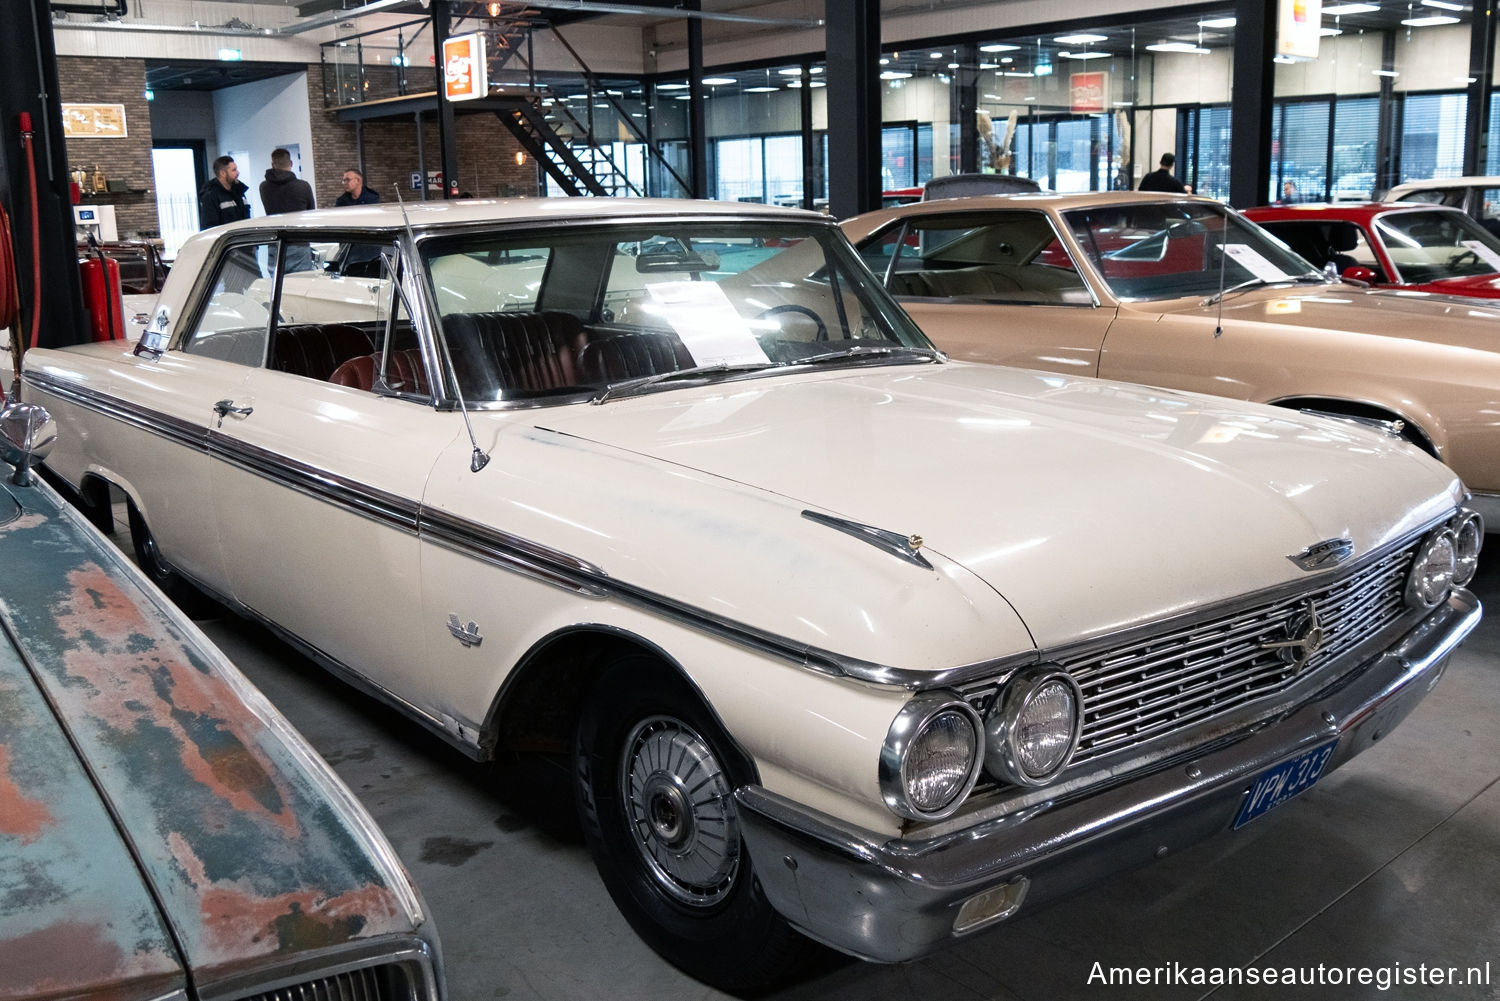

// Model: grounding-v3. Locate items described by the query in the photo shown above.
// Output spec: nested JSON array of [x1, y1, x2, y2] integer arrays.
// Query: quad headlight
[[985, 667, 1083, 787], [1452, 511, 1483, 588], [1406, 526, 1457, 609], [880, 692, 983, 821]]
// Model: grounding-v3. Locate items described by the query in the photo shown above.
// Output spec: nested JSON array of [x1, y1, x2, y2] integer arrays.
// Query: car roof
[[208, 196, 832, 236], [839, 191, 1226, 238], [1387, 176, 1500, 195], [1243, 202, 1471, 224]]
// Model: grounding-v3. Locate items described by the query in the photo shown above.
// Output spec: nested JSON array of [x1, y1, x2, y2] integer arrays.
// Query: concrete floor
[[180, 555, 1500, 1001]]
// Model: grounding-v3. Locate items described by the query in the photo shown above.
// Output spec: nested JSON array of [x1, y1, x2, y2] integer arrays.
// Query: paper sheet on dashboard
[[647, 281, 769, 366], [1219, 243, 1291, 282]]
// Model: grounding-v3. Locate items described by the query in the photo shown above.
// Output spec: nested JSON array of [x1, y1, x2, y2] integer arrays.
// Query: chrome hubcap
[[621, 716, 739, 907]]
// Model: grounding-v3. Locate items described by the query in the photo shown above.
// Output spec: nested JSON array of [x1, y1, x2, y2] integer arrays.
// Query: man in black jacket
[[198, 155, 251, 229], [335, 167, 381, 206], [1138, 152, 1192, 194], [260, 148, 315, 215]]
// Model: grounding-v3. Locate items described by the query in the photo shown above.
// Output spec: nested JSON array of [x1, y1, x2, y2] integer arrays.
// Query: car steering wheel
[[758, 303, 828, 341]]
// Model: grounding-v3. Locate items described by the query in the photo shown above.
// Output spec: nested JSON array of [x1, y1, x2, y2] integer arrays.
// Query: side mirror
[[135, 304, 171, 358], [1341, 265, 1378, 285], [0, 403, 57, 486]]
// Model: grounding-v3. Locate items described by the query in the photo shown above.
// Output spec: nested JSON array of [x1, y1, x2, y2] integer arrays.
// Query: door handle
[[213, 399, 254, 428]]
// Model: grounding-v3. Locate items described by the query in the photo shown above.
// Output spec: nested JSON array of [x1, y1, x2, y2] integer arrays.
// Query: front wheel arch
[[1270, 397, 1440, 458]]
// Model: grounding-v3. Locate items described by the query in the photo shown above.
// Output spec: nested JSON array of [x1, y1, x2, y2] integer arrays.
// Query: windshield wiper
[[1201, 273, 1327, 307], [789, 344, 946, 366], [590, 360, 773, 404]]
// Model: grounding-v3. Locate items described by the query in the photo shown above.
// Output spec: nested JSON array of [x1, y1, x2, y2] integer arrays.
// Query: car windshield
[[1373, 209, 1500, 283], [1063, 202, 1321, 300], [418, 221, 933, 404]]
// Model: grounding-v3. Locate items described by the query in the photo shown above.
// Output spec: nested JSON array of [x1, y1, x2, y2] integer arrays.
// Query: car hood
[[1412, 273, 1500, 298], [0, 474, 426, 995], [533, 361, 1459, 649], [1151, 283, 1500, 348]]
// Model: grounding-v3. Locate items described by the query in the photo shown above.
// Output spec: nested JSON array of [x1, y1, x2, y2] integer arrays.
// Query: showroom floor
[[171, 543, 1500, 1001]]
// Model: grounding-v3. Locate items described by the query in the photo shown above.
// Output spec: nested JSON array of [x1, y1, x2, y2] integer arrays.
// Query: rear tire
[[126, 500, 214, 617], [575, 655, 814, 993]]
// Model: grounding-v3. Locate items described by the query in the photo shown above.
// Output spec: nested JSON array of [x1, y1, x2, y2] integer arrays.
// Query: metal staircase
[[466, 12, 690, 197]]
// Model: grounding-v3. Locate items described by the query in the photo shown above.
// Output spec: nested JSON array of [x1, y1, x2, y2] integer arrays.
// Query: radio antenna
[[1214, 205, 1229, 339], [390, 181, 490, 472]]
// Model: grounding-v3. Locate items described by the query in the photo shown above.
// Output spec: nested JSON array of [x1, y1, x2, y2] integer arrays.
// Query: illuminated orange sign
[[1069, 71, 1109, 113], [443, 33, 487, 102]]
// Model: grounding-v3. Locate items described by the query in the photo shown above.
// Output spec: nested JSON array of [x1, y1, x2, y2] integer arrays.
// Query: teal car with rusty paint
[[0, 403, 444, 1001]]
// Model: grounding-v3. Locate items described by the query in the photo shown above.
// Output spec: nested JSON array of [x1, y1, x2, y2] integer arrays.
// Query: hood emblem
[[447, 614, 483, 647], [801, 510, 933, 570], [1260, 600, 1327, 672], [1288, 538, 1354, 572]]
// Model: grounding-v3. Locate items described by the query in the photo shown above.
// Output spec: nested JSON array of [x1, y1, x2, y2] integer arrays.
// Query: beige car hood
[[1152, 284, 1500, 348], [537, 361, 1458, 648]]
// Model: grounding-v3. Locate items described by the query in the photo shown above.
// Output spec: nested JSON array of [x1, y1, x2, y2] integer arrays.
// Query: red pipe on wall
[[18, 111, 42, 351]]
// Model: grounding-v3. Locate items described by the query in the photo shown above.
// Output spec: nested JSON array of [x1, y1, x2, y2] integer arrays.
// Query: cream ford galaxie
[[842, 192, 1500, 526], [20, 198, 1483, 991]]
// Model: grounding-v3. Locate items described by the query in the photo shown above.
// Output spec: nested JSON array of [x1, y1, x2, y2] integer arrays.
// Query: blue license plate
[[1232, 740, 1338, 830]]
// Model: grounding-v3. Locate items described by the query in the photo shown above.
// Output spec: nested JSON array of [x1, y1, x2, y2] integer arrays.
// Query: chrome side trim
[[802, 510, 933, 569], [26, 372, 209, 454]]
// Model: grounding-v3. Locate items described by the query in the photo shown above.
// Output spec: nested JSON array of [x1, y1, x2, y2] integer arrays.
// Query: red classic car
[[1243, 202, 1500, 299]]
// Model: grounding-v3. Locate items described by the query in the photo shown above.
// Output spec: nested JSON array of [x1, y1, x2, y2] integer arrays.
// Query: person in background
[[261, 148, 315, 215], [198, 155, 251, 229], [1280, 179, 1300, 204], [1138, 152, 1192, 194], [336, 167, 380, 206]]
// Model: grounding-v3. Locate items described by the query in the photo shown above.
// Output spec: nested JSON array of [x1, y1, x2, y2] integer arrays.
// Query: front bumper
[[736, 587, 1479, 964]]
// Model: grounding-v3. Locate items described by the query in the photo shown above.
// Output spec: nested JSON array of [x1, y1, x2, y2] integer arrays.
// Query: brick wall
[[57, 57, 157, 238], [307, 62, 540, 205]]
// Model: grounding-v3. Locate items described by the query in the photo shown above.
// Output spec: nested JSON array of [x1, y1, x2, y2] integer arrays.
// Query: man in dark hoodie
[[260, 148, 316, 215], [198, 155, 251, 229]]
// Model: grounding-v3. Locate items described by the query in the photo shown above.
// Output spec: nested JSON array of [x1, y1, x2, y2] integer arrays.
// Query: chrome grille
[[966, 538, 1419, 773], [239, 963, 418, 1001]]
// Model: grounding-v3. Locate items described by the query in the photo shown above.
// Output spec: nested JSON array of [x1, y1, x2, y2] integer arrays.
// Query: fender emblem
[[1288, 538, 1354, 572], [447, 614, 483, 647]]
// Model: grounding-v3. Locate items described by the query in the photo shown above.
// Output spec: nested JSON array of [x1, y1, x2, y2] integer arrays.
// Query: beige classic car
[[842, 191, 1500, 525], [20, 198, 1482, 991]]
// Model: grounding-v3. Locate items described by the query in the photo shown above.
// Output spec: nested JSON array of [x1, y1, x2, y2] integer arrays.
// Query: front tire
[[575, 656, 813, 993]]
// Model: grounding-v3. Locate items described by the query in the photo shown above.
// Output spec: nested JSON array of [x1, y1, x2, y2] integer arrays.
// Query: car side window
[[876, 213, 1092, 305], [180, 239, 278, 367]]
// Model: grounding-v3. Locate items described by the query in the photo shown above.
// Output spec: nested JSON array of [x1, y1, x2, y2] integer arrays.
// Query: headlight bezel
[[1451, 510, 1483, 588], [879, 691, 984, 822], [984, 666, 1084, 788], [1405, 526, 1458, 609]]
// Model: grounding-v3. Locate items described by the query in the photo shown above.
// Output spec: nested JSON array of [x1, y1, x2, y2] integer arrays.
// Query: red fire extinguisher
[[80, 234, 125, 341]]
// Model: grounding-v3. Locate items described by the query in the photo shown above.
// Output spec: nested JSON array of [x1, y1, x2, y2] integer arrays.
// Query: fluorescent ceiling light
[[1146, 42, 1210, 53], [777, 67, 801, 75], [1372, 68, 1400, 76], [1402, 14, 1460, 23], [1054, 33, 1107, 43], [980, 43, 1019, 52], [810, 80, 825, 87], [1113, 100, 1134, 106], [657, 82, 689, 90], [744, 86, 779, 92], [1322, 2, 1379, 12], [930, 51, 944, 58], [879, 57, 889, 65], [1198, 17, 1237, 28], [979, 62, 999, 69], [1319, 26, 1343, 35], [1421, 0, 1464, 9], [702, 77, 737, 85], [1002, 71, 1035, 77], [880, 70, 913, 79], [1059, 50, 1111, 60], [947, 62, 960, 68]]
